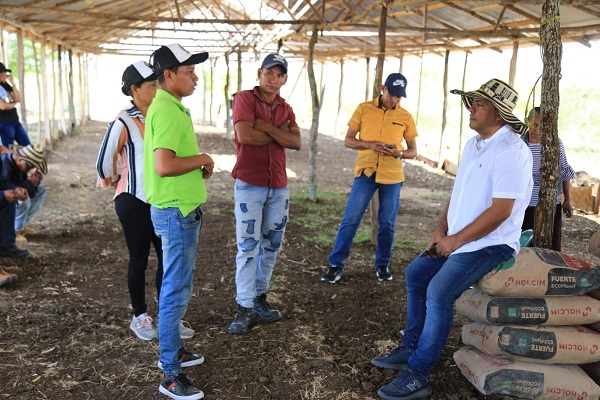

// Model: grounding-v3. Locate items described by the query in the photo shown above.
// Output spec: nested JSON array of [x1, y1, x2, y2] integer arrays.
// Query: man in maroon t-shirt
[[228, 54, 301, 335]]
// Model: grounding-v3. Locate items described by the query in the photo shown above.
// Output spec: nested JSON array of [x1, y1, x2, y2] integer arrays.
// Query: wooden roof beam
[[0, 11, 81, 51], [571, 4, 600, 20], [0, 5, 319, 25], [443, 1, 497, 27]]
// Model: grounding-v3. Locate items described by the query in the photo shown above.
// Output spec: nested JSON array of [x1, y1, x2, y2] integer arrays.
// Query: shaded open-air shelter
[[1, 0, 598, 246]]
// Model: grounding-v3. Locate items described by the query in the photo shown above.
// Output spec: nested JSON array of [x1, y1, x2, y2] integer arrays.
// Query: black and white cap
[[121, 61, 157, 96], [149, 43, 209, 75]]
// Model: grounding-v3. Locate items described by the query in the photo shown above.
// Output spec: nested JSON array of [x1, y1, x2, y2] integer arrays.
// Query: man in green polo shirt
[[145, 43, 214, 400]]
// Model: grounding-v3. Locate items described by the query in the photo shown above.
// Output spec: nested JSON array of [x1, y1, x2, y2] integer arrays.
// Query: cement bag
[[462, 322, 600, 364], [454, 346, 600, 400], [455, 288, 600, 326], [477, 247, 600, 297]]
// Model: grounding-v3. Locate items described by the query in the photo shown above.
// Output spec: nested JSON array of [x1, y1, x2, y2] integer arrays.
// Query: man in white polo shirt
[[371, 79, 533, 400]]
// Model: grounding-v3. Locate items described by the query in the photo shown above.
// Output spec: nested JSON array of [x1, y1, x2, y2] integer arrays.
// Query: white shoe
[[180, 320, 195, 339], [130, 313, 158, 341]]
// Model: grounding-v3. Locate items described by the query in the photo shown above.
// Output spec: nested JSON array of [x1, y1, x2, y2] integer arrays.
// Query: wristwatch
[[395, 151, 403, 159]]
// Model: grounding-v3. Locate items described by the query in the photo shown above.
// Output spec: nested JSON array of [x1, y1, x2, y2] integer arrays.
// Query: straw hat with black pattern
[[450, 78, 527, 135], [14, 144, 47, 174]]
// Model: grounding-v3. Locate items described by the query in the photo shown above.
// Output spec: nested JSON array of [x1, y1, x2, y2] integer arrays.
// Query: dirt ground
[[1, 120, 599, 400]]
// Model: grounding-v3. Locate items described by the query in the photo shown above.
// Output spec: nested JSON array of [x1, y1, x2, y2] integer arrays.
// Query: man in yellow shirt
[[321, 73, 418, 283]]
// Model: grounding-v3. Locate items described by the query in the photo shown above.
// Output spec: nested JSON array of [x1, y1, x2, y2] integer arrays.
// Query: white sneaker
[[180, 320, 195, 339], [130, 313, 158, 341]]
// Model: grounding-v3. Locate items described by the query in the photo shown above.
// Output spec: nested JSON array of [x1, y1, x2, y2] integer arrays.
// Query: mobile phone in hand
[[419, 245, 437, 258], [384, 144, 395, 149]]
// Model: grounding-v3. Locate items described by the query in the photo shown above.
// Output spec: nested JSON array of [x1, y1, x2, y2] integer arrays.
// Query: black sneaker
[[371, 345, 411, 370], [253, 293, 282, 322], [228, 305, 256, 334], [0, 244, 30, 258], [376, 265, 393, 281], [158, 347, 204, 370], [321, 266, 343, 283], [159, 372, 204, 400]]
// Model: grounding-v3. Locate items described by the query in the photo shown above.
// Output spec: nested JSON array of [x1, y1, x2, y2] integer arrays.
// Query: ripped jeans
[[234, 179, 289, 308]]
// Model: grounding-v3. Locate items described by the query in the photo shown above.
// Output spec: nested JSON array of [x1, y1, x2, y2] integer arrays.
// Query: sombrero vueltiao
[[14, 144, 48, 174], [450, 78, 527, 135]]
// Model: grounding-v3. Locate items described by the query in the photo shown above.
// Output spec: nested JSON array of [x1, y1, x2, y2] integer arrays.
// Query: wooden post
[[16, 29, 27, 128], [224, 52, 231, 140], [68, 49, 76, 129], [209, 58, 216, 126], [364, 57, 370, 102], [535, 0, 562, 249], [57, 45, 67, 136], [370, 0, 392, 245], [32, 39, 42, 143], [307, 25, 321, 202], [438, 50, 449, 167], [0, 23, 5, 65], [51, 43, 57, 141], [41, 37, 51, 145], [509, 40, 519, 87], [237, 49, 242, 93], [335, 58, 344, 135], [458, 51, 469, 164]]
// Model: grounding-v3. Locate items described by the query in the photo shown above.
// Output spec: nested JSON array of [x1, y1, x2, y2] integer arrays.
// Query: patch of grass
[[290, 189, 372, 247]]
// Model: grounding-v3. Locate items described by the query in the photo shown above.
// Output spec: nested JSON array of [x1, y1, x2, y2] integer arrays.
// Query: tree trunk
[[224, 53, 231, 140], [17, 29, 27, 128], [535, 0, 562, 249], [67, 49, 76, 129], [334, 59, 343, 135], [438, 50, 449, 166], [307, 26, 321, 202]]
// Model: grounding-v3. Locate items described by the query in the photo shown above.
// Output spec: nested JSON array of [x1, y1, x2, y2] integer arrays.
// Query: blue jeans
[[234, 179, 289, 308], [329, 173, 401, 268], [151, 206, 202, 376], [15, 185, 47, 232], [402, 245, 514, 379], [0, 120, 31, 147]]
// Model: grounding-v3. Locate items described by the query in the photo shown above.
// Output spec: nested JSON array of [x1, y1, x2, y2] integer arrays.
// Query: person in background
[[228, 53, 301, 335], [96, 61, 168, 341], [14, 146, 47, 244], [371, 79, 532, 400], [0, 144, 48, 259], [521, 106, 575, 251], [320, 73, 418, 284], [0, 62, 32, 148], [146, 43, 214, 400]]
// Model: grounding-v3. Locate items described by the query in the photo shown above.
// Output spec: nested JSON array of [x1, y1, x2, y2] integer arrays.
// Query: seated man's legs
[[0, 202, 29, 257], [407, 244, 514, 379], [15, 185, 47, 233]]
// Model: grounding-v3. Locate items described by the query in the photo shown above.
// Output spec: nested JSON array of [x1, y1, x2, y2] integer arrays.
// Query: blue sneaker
[[371, 345, 412, 370], [377, 368, 432, 400]]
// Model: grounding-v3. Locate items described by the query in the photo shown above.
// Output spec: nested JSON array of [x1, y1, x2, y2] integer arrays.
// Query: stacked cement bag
[[454, 247, 600, 399]]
